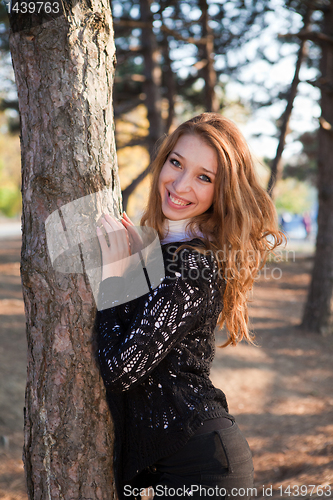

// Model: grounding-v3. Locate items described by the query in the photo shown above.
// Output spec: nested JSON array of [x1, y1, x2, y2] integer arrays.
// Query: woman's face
[[158, 134, 218, 221]]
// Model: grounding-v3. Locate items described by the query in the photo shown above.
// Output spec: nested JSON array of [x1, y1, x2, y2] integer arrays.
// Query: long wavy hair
[[140, 113, 286, 346]]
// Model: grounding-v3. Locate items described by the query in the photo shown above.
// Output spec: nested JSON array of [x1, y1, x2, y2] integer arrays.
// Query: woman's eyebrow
[[202, 167, 216, 176], [172, 151, 184, 159], [172, 151, 216, 176]]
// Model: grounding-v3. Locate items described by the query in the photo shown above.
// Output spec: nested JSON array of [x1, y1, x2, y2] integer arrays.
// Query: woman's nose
[[173, 171, 191, 193]]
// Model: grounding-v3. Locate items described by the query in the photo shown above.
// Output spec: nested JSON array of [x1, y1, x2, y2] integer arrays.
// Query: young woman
[[95, 113, 285, 500]]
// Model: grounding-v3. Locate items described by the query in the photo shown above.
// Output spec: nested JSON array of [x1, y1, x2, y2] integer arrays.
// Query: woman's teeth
[[169, 192, 191, 206]]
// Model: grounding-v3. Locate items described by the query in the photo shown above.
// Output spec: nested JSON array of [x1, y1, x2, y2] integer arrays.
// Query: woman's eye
[[199, 174, 211, 183], [170, 158, 181, 168]]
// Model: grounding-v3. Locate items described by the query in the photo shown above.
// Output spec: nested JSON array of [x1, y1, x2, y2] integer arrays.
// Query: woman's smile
[[167, 190, 192, 208], [158, 134, 218, 220]]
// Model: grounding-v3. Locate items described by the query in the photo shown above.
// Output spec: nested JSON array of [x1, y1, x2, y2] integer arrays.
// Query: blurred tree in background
[[111, 0, 274, 209], [283, 129, 318, 186], [297, 0, 333, 335]]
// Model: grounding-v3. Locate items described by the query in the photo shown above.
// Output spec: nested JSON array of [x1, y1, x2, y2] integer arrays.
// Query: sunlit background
[[0, 0, 321, 252]]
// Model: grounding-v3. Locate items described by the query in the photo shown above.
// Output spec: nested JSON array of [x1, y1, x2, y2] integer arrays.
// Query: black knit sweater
[[96, 239, 233, 499]]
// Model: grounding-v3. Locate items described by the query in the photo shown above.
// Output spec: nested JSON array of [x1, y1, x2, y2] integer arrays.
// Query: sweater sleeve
[[96, 249, 218, 393]]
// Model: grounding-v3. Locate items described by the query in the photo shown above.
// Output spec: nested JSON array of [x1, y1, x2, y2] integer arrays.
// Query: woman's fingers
[[96, 214, 133, 279], [122, 211, 135, 226], [101, 214, 131, 258], [121, 219, 144, 253]]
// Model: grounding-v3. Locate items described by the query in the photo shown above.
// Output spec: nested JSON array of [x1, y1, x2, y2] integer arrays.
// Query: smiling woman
[[95, 113, 285, 500]]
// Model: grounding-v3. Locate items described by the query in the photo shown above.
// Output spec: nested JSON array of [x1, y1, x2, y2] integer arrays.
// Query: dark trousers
[[127, 422, 254, 499]]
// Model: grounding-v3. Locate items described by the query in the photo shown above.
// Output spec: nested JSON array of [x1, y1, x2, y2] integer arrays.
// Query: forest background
[[0, 0, 321, 220]]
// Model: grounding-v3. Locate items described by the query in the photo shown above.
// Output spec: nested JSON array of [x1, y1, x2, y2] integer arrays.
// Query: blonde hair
[[140, 113, 286, 346]]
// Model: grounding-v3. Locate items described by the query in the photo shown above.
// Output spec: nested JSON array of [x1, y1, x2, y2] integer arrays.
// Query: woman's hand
[[96, 212, 145, 281], [96, 213, 132, 281]]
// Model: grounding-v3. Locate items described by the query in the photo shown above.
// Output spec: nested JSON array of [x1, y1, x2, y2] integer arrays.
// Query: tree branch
[[116, 137, 148, 149], [0, 99, 19, 111], [279, 30, 333, 46], [306, 77, 333, 93], [114, 18, 208, 45], [115, 74, 146, 83], [121, 165, 151, 211], [300, 0, 331, 12], [114, 98, 146, 118]]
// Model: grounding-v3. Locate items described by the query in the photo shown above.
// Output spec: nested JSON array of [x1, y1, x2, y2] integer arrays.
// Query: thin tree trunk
[[198, 0, 219, 113], [8, 2, 119, 498], [301, 2, 333, 335], [122, 164, 150, 212], [121, 0, 163, 212], [267, 8, 311, 198], [140, 0, 163, 157], [162, 34, 176, 133]]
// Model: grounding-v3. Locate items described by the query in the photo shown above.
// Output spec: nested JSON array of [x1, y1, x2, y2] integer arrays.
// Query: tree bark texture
[[9, 2, 120, 498], [302, 1, 333, 335]]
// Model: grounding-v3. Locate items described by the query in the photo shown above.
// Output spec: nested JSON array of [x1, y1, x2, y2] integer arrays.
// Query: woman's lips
[[167, 190, 193, 208]]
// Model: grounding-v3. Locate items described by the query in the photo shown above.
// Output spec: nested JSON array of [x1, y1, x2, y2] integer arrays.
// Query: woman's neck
[[161, 218, 199, 244]]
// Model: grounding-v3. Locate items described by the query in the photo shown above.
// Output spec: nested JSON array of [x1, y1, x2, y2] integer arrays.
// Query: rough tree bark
[[8, 1, 119, 498], [301, 1, 333, 335]]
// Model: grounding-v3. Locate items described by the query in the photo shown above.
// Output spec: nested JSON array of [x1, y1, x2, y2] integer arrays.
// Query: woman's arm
[[96, 249, 218, 393]]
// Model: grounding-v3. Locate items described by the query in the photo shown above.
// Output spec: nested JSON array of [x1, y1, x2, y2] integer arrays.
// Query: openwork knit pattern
[[96, 239, 231, 498]]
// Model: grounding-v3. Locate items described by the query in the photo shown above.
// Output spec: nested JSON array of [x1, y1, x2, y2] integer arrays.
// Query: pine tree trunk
[[8, 3, 120, 498], [301, 2, 333, 335]]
